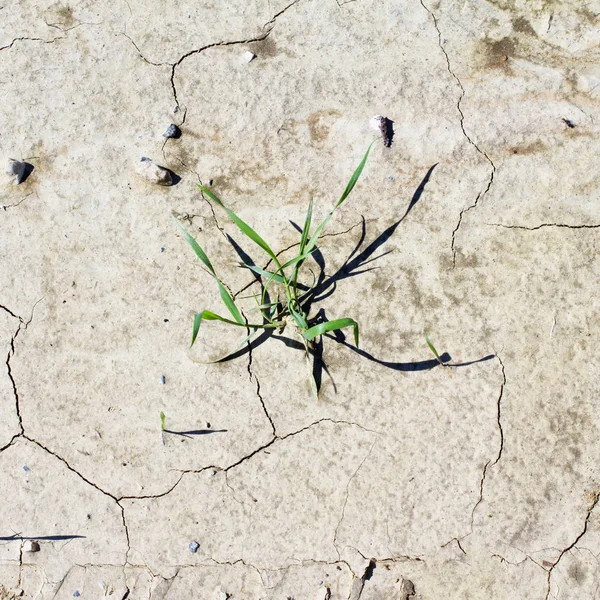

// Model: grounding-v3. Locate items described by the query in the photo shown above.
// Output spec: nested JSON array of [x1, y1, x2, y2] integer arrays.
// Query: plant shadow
[[218, 163, 493, 390], [163, 428, 227, 440]]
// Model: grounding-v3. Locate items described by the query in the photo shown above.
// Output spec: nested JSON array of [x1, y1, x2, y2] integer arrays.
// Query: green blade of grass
[[425, 333, 444, 364], [240, 263, 285, 283], [160, 411, 166, 430], [288, 299, 308, 330], [173, 216, 216, 275], [292, 196, 315, 293], [199, 185, 282, 267], [337, 141, 375, 206], [305, 143, 373, 254], [216, 281, 245, 325], [303, 317, 359, 347], [191, 310, 275, 347], [174, 216, 245, 326], [299, 196, 313, 255], [281, 248, 316, 270]]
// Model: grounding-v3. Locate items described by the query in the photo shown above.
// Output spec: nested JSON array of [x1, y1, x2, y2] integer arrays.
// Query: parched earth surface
[[1, 0, 600, 598]]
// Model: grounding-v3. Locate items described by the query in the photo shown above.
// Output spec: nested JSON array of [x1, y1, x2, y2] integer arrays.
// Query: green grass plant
[[425, 333, 447, 366], [175, 144, 373, 392]]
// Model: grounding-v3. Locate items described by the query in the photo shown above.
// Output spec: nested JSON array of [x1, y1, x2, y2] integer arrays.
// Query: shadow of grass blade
[[206, 328, 261, 364], [199, 185, 281, 267], [303, 317, 359, 348]]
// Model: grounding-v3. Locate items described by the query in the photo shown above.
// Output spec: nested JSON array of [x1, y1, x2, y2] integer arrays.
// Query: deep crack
[[493, 355, 506, 466], [419, 0, 496, 266], [246, 336, 277, 436], [23, 435, 118, 501], [3, 300, 41, 446]]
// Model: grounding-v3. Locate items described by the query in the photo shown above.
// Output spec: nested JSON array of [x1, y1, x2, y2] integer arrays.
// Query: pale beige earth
[[1, 0, 600, 598]]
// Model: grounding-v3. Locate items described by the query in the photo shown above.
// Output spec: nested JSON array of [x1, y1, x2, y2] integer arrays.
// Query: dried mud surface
[[1, 0, 599, 598]]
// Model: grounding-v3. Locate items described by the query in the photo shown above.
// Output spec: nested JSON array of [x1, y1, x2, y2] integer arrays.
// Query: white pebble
[[135, 157, 172, 186], [243, 51, 256, 63], [369, 115, 383, 131], [23, 540, 40, 552], [5, 159, 28, 184]]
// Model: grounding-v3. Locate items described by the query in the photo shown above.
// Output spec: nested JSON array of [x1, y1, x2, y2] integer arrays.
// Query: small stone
[[205, 422, 211, 429], [135, 157, 172, 186], [189, 540, 200, 553], [5, 159, 30, 184], [23, 465, 29, 472], [23, 540, 40, 552], [243, 51, 256, 63], [73, 592, 81, 598], [161, 375, 166, 385], [160, 247, 165, 252], [399, 578, 416, 599], [207, 179, 213, 186], [163, 124, 181, 139]]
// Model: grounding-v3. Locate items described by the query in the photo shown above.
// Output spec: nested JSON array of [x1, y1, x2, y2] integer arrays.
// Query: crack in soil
[[0, 35, 62, 52], [466, 354, 507, 534], [545, 492, 600, 600], [247, 341, 277, 436], [333, 441, 376, 560], [2, 300, 41, 450], [488, 222, 600, 231], [492, 355, 506, 466], [1, 193, 33, 211], [419, 0, 495, 266], [170, 0, 300, 109]]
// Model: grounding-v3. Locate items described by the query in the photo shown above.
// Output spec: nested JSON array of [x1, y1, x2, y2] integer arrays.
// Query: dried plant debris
[[369, 115, 394, 147]]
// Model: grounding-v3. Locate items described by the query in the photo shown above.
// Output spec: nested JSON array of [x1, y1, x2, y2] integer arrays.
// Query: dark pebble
[[163, 124, 182, 139]]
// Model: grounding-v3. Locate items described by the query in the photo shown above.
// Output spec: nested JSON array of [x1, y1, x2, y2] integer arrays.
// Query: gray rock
[[6, 159, 30, 184], [163, 124, 181, 139]]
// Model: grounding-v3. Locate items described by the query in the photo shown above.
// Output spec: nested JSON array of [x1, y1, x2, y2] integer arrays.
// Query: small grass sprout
[[175, 144, 374, 393], [425, 332, 447, 366]]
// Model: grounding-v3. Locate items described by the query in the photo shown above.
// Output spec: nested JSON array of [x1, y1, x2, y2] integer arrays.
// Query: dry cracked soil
[[1, 0, 600, 598]]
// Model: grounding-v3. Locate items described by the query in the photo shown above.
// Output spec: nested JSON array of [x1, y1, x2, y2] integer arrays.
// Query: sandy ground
[[1, 0, 600, 598]]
